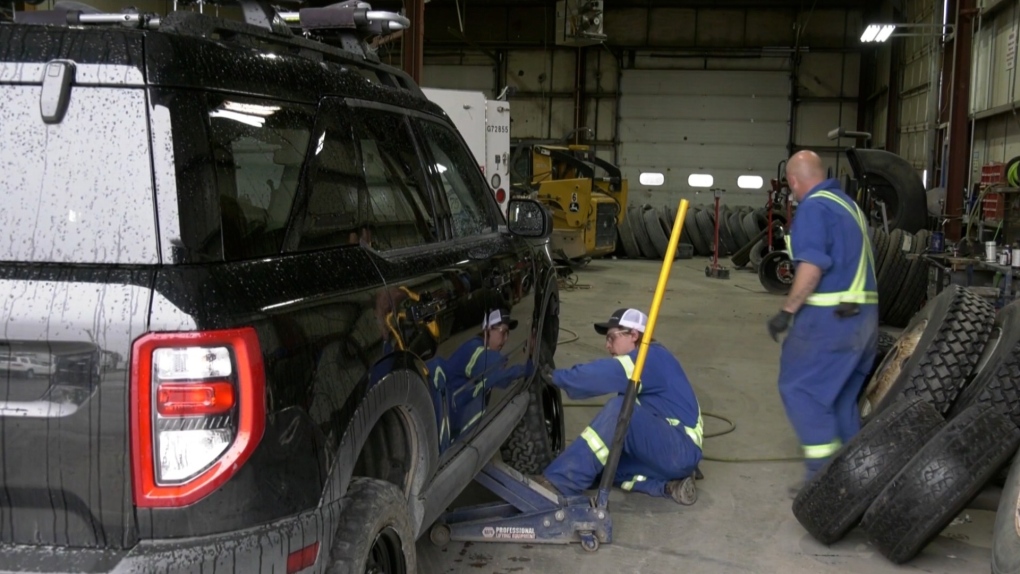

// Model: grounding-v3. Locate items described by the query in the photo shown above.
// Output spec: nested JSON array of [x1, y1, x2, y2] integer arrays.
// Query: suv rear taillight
[[130, 328, 265, 507]]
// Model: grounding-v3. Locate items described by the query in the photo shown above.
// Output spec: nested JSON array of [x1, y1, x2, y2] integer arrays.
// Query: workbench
[[908, 252, 1018, 308]]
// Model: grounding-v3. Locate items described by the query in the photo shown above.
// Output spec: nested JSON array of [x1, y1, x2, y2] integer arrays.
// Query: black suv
[[0, 2, 563, 572]]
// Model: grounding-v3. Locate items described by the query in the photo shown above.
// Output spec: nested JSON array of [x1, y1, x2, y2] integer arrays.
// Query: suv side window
[[293, 105, 366, 251], [415, 118, 498, 238], [207, 97, 313, 260], [348, 106, 437, 251]]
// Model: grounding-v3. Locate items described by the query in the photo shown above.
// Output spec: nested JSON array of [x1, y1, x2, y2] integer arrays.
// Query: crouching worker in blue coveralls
[[766, 150, 879, 496], [442, 309, 531, 440], [537, 308, 703, 505]]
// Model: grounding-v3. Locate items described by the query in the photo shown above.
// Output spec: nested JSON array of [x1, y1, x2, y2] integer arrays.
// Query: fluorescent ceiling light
[[875, 25, 896, 42], [688, 174, 713, 188], [861, 24, 896, 42], [737, 175, 764, 190], [860, 24, 881, 42], [639, 172, 665, 186]]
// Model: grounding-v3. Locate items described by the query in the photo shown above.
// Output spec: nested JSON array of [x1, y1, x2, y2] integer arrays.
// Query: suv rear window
[[0, 85, 158, 264]]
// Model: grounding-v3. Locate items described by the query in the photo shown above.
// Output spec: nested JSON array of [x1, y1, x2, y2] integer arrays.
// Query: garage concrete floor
[[416, 257, 995, 574]]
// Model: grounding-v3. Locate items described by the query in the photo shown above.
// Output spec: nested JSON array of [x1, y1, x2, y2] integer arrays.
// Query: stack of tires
[[615, 203, 783, 261], [870, 227, 932, 328], [793, 286, 1020, 565]]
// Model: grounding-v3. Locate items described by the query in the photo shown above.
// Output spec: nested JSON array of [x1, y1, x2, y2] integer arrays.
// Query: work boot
[[530, 474, 561, 497], [666, 476, 697, 506]]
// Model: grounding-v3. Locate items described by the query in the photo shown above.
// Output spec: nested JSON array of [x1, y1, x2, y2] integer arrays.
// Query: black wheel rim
[[542, 382, 564, 453], [866, 174, 900, 228], [760, 252, 794, 294], [365, 526, 406, 574]]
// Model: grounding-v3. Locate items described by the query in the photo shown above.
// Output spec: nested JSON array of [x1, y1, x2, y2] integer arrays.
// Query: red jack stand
[[705, 187, 730, 279]]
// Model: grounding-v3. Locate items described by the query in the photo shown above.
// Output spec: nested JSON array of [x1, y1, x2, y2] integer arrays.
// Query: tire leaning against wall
[[792, 397, 944, 545], [859, 284, 995, 422], [860, 404, 1020, 564]]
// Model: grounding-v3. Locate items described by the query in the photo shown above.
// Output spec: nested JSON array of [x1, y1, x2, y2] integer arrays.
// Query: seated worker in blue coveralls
[[441, 308, 531, 440], [766, 150, 879, 496], [536, 308, 703, 505]]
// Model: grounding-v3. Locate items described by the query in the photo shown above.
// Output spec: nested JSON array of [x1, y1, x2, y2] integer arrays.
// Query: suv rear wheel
[[326, 478, 415, 574], [500, 343, 564, 474]]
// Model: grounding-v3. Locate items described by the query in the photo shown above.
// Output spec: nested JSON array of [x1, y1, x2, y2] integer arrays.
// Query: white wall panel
[[796, 102, 859, 147]]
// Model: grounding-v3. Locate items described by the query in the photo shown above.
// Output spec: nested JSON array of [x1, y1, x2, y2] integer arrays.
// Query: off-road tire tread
[[792, 398, 944, 545], [860, 404, 1020, 564], [501, 348, 562, 474], [327, 478, 416, 574], [875, 285, 995, 417]]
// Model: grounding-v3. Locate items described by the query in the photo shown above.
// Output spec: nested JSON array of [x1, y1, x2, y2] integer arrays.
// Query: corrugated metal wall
[[970, 0, 1020, 186], [896, 0, 945, 186]]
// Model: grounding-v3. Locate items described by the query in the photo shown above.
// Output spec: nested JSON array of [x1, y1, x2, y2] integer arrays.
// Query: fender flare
[[320, 367, 439, 535]]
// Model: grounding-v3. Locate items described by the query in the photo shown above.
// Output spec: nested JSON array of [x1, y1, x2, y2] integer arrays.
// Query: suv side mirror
[[506, 198, 551, 238]]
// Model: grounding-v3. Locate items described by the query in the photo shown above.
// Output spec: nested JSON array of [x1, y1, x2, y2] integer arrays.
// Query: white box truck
[[422, 88, 511, 218]]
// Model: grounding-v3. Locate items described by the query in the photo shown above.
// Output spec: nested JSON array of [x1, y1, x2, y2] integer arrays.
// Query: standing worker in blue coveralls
[[766, 150, 879, 496], [535, 308, 703, 505]]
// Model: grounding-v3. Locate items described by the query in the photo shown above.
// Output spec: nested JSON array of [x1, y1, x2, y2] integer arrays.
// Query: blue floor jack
[[429, 200, 692, 553]]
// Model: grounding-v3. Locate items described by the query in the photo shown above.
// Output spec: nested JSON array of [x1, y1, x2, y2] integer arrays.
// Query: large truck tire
[[617, 204, 642, 259], [741, 210, 761, 246], [729, 210, 750, 249], [845, 148, 928, 233], [870, 227, 891, 279], [860, 285, 995, 422], [792, 398, 944, 545], [695, 209, 716, 256], [948, 301, 1020, 425], [717, 207, 739, 255], [992, 454, 1020, 574], [860, 404, 1020, 564], [876, 229, 913, 323], [884, 230, 931, 328], [628, 205, 656, 259], [686, 206, 710, 256], [643, 207, 670, 259]]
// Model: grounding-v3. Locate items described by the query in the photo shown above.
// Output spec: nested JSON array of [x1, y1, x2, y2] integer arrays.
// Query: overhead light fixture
[[861, 24, 896, 42], [860, 22, 955, 43]]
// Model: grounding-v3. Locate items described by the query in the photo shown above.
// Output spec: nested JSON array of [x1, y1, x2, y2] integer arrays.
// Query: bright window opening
[[688, 174, 713, 188], [639, 172, 665, 186], [737, 175, 764, 189]]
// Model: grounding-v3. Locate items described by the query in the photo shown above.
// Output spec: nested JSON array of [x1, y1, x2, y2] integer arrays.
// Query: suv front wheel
[[326, 478, 415, 574], [500, 343, 564, 474]]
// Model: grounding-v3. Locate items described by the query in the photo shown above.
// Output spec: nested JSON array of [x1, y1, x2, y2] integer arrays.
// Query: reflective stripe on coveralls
[[784, 191, 878, 306], [803, 439, 842, 459], [621, 475, 647, 491]]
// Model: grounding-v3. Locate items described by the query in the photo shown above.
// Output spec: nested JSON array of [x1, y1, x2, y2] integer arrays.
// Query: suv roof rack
[[14, 0, 410, 64]]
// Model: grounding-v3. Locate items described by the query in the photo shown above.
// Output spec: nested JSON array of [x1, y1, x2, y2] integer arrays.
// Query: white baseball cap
[[482, 308, 518, 330], [594, 308, 647, 335]]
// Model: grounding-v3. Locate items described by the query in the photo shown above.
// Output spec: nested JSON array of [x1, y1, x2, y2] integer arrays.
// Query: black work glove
[[767, 310, 793, 342]]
